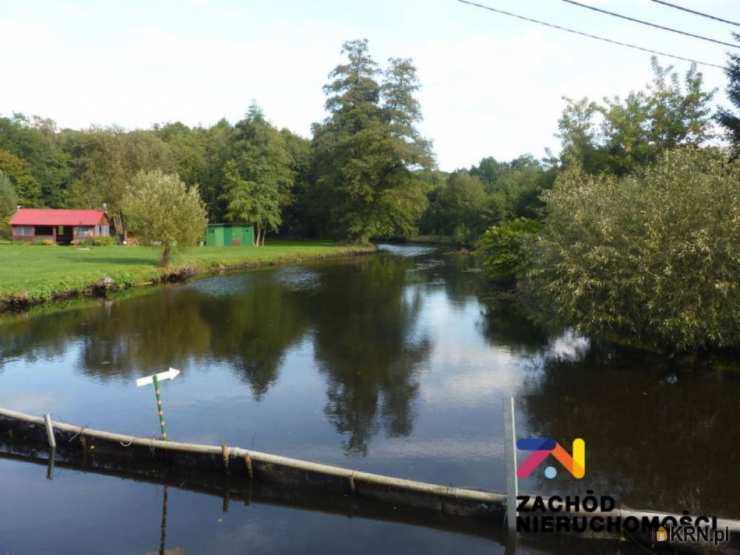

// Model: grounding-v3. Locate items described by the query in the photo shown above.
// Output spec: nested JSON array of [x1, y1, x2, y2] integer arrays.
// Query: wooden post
[[47, 448, 56, 480], [160, 485, 169, 554], [503, 396, 518, 532], [44, 413, 56, 449]]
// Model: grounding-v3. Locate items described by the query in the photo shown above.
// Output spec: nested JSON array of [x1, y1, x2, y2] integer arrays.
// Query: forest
[[1, 37, 739, 352]]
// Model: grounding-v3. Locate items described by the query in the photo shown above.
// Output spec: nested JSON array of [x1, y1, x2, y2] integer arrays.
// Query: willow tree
[[122, 170, 207, 266], [529, 148, 740, 352]]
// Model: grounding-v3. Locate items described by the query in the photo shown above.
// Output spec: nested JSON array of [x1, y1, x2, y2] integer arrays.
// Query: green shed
[[206, 223, 255, 247]]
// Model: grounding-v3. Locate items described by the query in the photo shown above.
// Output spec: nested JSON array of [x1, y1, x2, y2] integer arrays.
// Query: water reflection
[[520, 342, 740, 518], [1, 244, 739, 535], [0, 253, 433, 453], [476, 293, 552, 356], [308, 255, 429, 453]]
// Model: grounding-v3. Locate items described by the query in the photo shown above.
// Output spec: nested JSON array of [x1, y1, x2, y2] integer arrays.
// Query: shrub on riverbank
[[477, 218, 540, 284], [527, 148, 740, 352]]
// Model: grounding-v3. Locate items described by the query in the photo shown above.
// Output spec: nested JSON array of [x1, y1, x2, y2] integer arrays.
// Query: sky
[[0, 0, 736, 170]]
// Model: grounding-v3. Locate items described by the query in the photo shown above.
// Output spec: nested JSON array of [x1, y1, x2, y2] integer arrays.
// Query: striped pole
[[153, 375, 167, 440]]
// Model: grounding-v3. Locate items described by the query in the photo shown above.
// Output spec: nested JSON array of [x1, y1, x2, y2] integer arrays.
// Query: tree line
[[477, 39, 740, 354], [0, 40, 434, 247], [1, 36, 739, 351], [1, 39, 737, 247]]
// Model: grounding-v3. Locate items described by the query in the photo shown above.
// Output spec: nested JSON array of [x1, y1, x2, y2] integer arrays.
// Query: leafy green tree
[[0, 149, 41, 206], [421, 155, 554, 243], [477, 218, 541, 284], [718, 33, 740, 153], [0, 114, 71, 206], [65, 128, 175, 238], [222, 160, 281, 246], [529, 148, 740, 352], [558, 58, 715, 175], [154, 121, 208, 187], [0, 171, 17, 238], [480, 155, 556, 220], [424, 171, 490, 243], [312, 40, 431, 242], [221, 105, 292, 245], [122, 170, 207, 266], [279, 128, 314, 237]]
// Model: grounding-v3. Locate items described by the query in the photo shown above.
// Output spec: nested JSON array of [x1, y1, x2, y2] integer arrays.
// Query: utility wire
[[456, 0, 725, 69], [561, 0, 739, 49], [648, 0, 740, 28]]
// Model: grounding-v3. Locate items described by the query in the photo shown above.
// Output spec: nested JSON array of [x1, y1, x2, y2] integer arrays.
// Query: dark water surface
[[0, 245, 738, 554]]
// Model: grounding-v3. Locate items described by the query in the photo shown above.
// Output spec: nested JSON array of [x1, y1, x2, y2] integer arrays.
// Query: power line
[[648, 0, 740, 28], [455, 0, 725, 69], [561, 0, 739, 49]]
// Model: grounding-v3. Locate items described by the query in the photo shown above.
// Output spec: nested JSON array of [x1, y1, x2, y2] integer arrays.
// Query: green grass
[[0, 241, 375, 310]]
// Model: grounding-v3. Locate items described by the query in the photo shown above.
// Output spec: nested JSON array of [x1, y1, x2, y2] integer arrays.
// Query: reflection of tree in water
[[0, 279, 309, 399], [308, 255, 430, 455], [78, 290, 213, 376], [414, 251, 554, 355], [1, 252, 432, 453], [198, 276, 309, 399], [476, 291, 553, 355], [0, 290, 212, 377], [520, 342, 740, 517], [1, 309, 77, 364], [411, 251, 482, 306]]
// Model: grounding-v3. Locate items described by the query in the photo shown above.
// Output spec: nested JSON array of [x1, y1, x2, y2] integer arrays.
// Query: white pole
[[504, 396, 518, 531]]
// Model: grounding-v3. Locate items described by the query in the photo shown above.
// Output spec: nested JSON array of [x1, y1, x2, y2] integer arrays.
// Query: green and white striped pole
[[136, 368, 181, 441], [152, 374, 167, 440]]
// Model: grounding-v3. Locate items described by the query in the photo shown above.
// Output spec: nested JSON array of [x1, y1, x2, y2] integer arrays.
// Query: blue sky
[[0, 0, 735, 170]]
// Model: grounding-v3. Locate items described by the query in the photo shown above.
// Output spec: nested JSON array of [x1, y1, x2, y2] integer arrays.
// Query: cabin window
[[76, 227, 93, 238], [14, 226, 34, 236], [35, 226, 53, 236]]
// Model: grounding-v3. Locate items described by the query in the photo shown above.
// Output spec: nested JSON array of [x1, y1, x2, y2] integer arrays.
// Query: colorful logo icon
[[656, 526, 668, 542], [516, 438, 586, 479]]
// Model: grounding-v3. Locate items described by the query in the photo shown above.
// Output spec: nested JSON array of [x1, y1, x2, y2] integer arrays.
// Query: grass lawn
[[0, 241, 375, 309]]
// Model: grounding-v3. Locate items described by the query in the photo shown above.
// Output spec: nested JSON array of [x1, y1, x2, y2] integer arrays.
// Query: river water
[[0, 244, 738, 554]]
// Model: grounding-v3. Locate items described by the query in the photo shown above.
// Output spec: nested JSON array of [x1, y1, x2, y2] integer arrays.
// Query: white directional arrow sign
[[136, 368, 181, 387]]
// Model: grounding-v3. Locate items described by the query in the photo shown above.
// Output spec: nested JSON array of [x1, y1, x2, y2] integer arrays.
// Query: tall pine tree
[[312, 40, 431, 242]]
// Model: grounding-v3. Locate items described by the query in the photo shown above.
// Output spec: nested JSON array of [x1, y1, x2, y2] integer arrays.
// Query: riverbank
[[0, 241, 376, 312]]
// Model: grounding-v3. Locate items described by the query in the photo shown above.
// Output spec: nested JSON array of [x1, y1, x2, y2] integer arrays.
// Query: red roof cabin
[[10, 208, 112, 245]]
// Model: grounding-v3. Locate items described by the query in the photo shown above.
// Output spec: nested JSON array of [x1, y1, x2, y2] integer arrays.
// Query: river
[[0, 244, 738, 554]]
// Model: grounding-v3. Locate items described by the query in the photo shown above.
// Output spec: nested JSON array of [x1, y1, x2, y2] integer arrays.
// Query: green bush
[[31, 239, 56, 246], [78, 236, 117, 247], [529, 148, 740, 352], [477, 218, 541, 284]]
